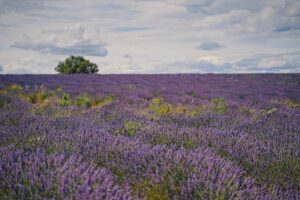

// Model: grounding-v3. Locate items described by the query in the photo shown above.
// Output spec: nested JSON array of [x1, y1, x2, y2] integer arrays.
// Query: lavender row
[[0, 74, 299, 199]]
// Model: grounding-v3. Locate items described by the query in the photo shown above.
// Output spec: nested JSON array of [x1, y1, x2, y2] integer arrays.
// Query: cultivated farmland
[[0, 74, 299, 199]]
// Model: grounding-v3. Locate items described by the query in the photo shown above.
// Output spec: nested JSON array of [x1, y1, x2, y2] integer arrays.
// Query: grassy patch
[[0, 89, 8, 95], [114, 121, 141, 137], [111, 166, 127, 182], [60, 93, 71, 106], [91, 94, 114, 108], [0, 95, 10, 108], [11, 132, 43, 150], [261, 157, 300, 189], [150, 134, 173, 146], [7, 84, 23, 91], [282, 99, 299, 109], [25, 89, 52, 104], [132, 180, 169, 200], [74, 95, 92, 108], [188, 104, 211, 116], [182, 138, 197, 149], [148, 98, 189, 117], [211, 97, 228, 114], [149, 98, 172, 116], [260, 108, 277, 116]]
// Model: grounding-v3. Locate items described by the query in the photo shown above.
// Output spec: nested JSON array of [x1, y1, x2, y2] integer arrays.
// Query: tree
[[55, 56, 99, 74]]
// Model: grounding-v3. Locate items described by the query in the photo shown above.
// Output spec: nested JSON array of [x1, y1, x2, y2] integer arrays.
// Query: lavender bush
[[0, 74, 299, 199]]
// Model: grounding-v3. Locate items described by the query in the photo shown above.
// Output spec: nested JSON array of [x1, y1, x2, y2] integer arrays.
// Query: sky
[[0, 0, 300, 74]]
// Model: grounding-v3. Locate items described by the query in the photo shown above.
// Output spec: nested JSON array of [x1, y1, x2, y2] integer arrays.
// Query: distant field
[[0, 74, 299, 199]]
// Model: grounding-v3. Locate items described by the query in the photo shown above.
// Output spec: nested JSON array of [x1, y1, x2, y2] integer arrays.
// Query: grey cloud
[[0, 64, 3, 73], [187, 60, 231, 72], [3, 58, 58, 74], [12, 42, 108, 57], [162, 51, 300, 73], [198, 41, 224, 50], [11, 24, 108, 57], [0, 0, 45, 15], [235, 51, 300, 72], [196, 2, 300, 34], [181, 0, 215, 14], [161, 58, 232, 73], [274, 26, 299, 32]]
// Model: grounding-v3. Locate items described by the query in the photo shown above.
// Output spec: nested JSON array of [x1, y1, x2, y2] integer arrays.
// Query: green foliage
[[132, 180, 169, 200], [0, 95, 10, 108], [239, 106, 257, 116], [26, 89, 51, 104], [17, 85, 114, 111], [149, 98, 215, 118], [260, 108, 277, 116], [55, 55, 99, 74], [282, 99, 299, 109], [31, 106, 47, 116], [239, 106, 263, 121], [149, 98, 172, 116], [0, 137, 18, 147], [12, 132, 42, 151], [151, 134, 173, 146], [115, 121, 141, 137], [2, 116, 20, 126], [211, 97, 228, 114], [7, 84, 23, 91], [60, 93, 71, 106], [188, 104, 211, 116], [0, 89, 8, 96], [45, 143, 65, 155], [74, 95, 92, 108], [262, 157, 300, 188], [111, 166, 126, 182], [182, 138, 197, 149], [163, 164, 189, 196], [53, 87, 62, 95], [92, 94, 114, 107], [173, 105, 187, 114], [124, 121, 140, 136]]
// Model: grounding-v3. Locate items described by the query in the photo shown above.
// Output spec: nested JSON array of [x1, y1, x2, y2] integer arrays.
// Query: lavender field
[[0, 74, 299, 200]]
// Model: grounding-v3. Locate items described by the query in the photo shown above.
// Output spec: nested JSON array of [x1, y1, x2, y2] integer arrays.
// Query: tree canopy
[[55, 56, 99, 74]]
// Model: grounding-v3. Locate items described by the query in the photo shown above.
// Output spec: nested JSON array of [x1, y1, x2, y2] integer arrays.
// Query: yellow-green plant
[[211, 97, 228, 114], [27, 89, 51, 104], [74, 95, 92, 108], [115, 121, 141, 137], [92, 94, 114, 107], [282, 99, 299, 109], [60, 93, 71, 106], [7, 84, 23, 91], [149, 98, 172, 116]]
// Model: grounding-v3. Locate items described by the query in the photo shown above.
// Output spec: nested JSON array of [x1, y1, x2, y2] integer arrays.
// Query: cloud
[[113, 26, 149, 32], [2, 58, 57, 74], [156, 56, 232, 73], [159, 51, 300, 73], [0, 0, 48, 15], [0, 64, 3, 73], [235, 51, 300, 72], [196, 5, 300, 34], [198, 41, 223, 50], [11, 24, 108, 57]]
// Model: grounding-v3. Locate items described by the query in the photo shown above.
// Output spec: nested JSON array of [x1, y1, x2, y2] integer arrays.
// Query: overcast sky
[[0, 0, 300, 74]]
